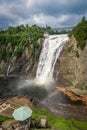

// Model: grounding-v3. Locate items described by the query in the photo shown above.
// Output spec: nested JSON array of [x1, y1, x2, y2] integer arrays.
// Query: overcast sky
[[0, 0, 87, 29]]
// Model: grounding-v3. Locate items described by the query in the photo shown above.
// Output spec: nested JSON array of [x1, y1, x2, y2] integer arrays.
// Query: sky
[[0, 0, 87, 29]]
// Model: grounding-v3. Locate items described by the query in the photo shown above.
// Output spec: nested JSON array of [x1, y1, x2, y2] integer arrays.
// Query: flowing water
[[36, 34, 69, 85], [6, 63, 11, 76]]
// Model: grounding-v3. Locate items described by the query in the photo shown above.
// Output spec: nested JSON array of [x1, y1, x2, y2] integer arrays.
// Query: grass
[[72, 119, 87, 130], [32, 108, 87, 130], [0, 108, 87, 130], [0, 115, 13, 122]]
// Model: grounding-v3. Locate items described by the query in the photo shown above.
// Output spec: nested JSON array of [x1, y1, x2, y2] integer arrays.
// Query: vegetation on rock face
[[0, 24, 70, 75], [69, 16, 87, 49], [0, 24, 67, 62], [0, 25, 44, 61]]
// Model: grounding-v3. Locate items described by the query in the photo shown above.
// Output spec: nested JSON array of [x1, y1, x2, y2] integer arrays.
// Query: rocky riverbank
[[56, 86, 87, 106]]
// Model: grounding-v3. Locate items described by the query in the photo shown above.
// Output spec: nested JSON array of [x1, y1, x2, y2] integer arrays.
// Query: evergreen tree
[[71, 16, 87, 49]]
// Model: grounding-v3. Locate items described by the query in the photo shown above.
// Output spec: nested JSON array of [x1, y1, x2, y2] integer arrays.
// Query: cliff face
[[54, 36, 87, 89], [0, 39, 43, 77], [0, 35, 87, 90]]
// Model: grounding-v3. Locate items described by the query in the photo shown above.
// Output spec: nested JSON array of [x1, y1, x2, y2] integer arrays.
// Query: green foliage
[[77, 84, 87, 90], [71, 16, 87, 49], [0, 24, 63, 61], [67, 46, 73, 52], [0, 115, 13, 121], [0, 24, 70, 63], [32, 108, 87, 130], [68, 31, 73, 37], [0, 25, 46, 61], [0, 108, 87, 130]]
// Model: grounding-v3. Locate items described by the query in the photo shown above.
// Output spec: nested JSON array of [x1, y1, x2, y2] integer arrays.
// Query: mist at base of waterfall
[[14, 77, 57, 100], [12, 76, 82, 106], [0, 77, 85, 120], [16, 74, 57, 90], [7, 34, 69, 101]]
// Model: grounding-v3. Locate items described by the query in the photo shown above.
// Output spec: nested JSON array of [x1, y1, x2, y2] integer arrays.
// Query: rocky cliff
[[0, 35, 87, 90], [54, 36, 87, 89], [0, 38, 43, 77]]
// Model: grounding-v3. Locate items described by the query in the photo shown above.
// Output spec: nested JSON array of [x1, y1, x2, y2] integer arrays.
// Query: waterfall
[[36, 34, 69, 84], [6, 63, 11, 76]]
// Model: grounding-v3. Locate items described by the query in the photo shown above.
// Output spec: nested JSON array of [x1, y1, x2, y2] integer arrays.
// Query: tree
[[8, 26, 16, 34], [72, 16, 87, 49], [81, 16, 86, 23]]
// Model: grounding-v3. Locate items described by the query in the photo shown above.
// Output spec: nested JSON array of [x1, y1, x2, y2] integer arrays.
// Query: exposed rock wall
[[0, 39, 43, 77], [54, 36, 87, 89], [0, 36, 87, 90]]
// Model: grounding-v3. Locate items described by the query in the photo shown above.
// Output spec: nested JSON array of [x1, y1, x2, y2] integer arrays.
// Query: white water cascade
[[6, 63, 11, 76], [36, 34, 69, 85]]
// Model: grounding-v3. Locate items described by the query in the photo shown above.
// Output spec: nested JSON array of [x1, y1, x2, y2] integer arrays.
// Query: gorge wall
[[0, 35, 87, 90], [0, 38, 43, 77], [54, 36, 87, 89]]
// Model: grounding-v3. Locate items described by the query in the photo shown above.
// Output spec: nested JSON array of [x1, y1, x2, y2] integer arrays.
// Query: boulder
[[38, 116, 48, 128]]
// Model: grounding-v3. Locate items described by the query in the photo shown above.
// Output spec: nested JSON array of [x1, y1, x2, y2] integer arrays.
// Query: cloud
[[0, 0, 87, 29]]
